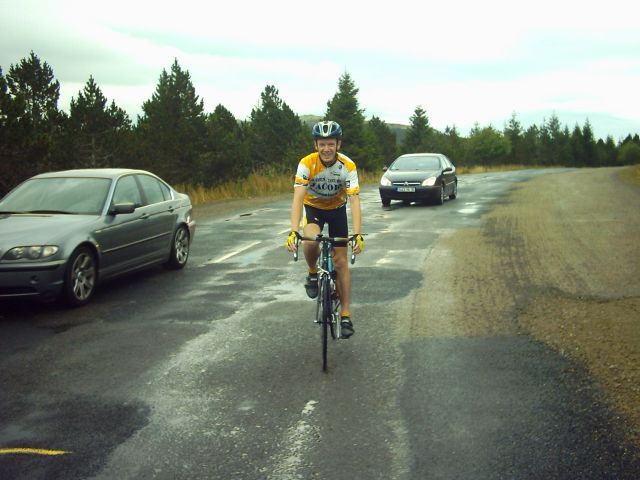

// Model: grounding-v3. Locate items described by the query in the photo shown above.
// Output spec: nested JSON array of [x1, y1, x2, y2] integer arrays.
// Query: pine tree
[[137, 59, 206, 184], [581, 119, 597, 166], [570, 124, 585, 166], [246, 85, 305, 173], [325, 72, 371, 168], [202, 104, 249, 184], [367, 116, 396, 168], [67, 76, 131, 168], [442, 125, 466, 166], [466, 125, 509, 166], [504, 112, 524, 165], [0, 52, 63, 193], [402, 106, 430, 153]]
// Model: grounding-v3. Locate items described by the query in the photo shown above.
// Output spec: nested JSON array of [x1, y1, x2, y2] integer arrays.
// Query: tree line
[[2, 51, 639, 196]]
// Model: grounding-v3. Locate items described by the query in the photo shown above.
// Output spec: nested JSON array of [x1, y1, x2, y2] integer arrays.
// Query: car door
[[95, 174, 148, 277], [135, 174, 177, 261], [441, 156, 455, 194]]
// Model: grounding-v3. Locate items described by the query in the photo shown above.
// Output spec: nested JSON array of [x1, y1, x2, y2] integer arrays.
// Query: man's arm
[[290, 186, 307, 232], [349, 194, 362, 253]]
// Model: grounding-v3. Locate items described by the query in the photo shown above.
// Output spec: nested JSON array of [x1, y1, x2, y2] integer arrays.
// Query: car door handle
[[140, 213, 150, 220]]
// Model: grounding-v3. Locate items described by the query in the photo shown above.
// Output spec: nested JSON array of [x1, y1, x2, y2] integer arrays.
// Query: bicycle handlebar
[[293, 234, 361, 265]]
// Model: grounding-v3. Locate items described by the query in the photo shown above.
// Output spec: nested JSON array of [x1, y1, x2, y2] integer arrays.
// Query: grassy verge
[[179, 165, 550, 206], [618, 164, 640, 186], [178, 170, 381, 206]]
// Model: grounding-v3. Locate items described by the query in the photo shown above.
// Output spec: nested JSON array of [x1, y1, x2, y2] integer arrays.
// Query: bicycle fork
[[316, 268, 342, 339]]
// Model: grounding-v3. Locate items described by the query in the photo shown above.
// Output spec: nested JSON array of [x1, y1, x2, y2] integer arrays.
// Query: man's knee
[[332, 248, 348, 270]]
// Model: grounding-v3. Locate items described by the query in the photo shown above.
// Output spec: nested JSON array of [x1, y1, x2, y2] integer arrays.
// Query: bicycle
[[293, 234, 358, 372]]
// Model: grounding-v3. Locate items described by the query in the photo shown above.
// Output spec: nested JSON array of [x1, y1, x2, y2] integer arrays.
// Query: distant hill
[[300, 114, 409, 145], [300, 114, 323, 126]]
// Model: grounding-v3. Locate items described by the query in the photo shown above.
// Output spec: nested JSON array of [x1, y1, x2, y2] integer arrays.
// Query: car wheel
[[166, 225, 190, 269], [381, 198, 390, 207], [63, 246, 97, 307], [436, 185, 445, 205], [449, 182, 458, 200]]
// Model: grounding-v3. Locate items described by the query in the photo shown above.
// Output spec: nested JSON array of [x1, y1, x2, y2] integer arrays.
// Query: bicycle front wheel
[[320, 275, 331, 372]]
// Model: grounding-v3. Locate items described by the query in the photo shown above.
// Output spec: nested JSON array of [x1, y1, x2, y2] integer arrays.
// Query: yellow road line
[[0, 448, 70, 456]]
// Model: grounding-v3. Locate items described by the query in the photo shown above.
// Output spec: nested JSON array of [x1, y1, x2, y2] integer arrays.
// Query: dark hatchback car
[[379, 153, 458, 206], [0, 169, 196, 306]]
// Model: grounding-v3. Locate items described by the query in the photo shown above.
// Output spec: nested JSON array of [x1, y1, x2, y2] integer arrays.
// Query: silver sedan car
[[0, 169, 196, 306]]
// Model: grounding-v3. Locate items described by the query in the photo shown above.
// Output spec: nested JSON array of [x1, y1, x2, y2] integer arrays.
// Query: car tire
[[449, 182, 457, 200], [166, 225, 190, 270], [381, 198, 391, 207], [436, 185, 445, 205], [63, 246, 97, 307]]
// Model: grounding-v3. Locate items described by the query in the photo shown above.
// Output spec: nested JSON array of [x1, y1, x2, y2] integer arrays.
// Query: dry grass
[[178, 169, 382, 205], [178, 165, 552, 206], [619, 164, 640, 186], [456, 164, 553, 174]]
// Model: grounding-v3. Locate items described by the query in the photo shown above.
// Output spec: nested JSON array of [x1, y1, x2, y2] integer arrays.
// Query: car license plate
[[397, 187, 415, 192]]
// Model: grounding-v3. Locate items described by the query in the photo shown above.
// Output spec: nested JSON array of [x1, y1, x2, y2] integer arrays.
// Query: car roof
[[398, 153, 444, 157], [33, 168, 155, 180]]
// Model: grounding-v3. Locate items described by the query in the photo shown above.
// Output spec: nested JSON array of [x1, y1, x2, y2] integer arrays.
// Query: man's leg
[[302, 223, 321, 298], [333, 246, 354, 338]]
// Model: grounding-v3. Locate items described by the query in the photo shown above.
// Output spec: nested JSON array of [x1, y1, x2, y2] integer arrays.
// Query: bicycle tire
[[321, 275, 331, 372]]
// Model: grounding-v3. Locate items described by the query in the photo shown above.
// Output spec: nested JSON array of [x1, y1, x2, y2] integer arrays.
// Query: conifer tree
[[202, 104, 249, 183], [0, 52, 63, 193], [581, 120, 597, 166], [246, 85, 305, 173], [504, 112, 524, 164], [367, 116, 396, 168], [402, 106, 431, 153], [325, 72, 375, 168], [67, 76, 131, 168], [137, 59, 206, 183]]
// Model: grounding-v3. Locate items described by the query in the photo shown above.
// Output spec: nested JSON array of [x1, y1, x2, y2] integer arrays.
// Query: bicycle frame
[[293, 234, 354, 371]]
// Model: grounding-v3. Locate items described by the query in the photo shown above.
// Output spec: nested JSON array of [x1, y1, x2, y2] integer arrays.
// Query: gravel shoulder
[[405, 167, 640, 445]]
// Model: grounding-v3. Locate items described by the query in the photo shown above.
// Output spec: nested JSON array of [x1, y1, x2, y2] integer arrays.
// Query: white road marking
[[268, 401, 320, 479], [203, 241, 262, 265]]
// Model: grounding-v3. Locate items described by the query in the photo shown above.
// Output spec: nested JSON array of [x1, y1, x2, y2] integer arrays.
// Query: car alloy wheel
[[166, 225, 190, 269], [64, 246, 96, 306]]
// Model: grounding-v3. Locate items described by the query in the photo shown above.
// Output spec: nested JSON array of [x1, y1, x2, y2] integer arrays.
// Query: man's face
[[315, 138, 341, 163]]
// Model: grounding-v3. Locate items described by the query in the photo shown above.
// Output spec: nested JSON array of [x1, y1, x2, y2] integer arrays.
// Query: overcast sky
[[2, 0, 639, 139]]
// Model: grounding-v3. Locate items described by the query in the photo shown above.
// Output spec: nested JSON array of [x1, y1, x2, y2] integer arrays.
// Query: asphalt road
[[1, 169, 638, 479]]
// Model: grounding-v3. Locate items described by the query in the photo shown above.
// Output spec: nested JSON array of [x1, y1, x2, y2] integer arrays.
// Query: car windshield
[[391, 155, 441, 171], [0, 177, 111, 215]]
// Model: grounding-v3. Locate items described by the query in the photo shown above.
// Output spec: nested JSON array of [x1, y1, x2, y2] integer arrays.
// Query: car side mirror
[[442, 167, 453, 173], [110, 202, 136, 215], [382, 166, 388, 172]]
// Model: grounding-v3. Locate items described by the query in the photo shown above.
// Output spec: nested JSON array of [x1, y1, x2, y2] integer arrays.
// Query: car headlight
[[422, 176, 437, 186], [3, 245, 59, 260], [380, 176, 392, 187]]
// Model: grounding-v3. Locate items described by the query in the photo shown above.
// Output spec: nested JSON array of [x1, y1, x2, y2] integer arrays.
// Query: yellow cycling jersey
[[294, 152, 360, 210]]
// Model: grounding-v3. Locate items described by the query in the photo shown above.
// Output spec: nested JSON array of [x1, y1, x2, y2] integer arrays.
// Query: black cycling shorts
[[304, 204, 349, 246]]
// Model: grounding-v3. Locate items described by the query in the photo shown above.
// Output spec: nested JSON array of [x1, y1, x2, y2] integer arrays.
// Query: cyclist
[[285, 120, 364, 338]]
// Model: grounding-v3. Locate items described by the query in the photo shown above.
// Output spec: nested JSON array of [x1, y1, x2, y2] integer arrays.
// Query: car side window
[[112, 175, 142, 207], [137, 175, 170, 205]]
